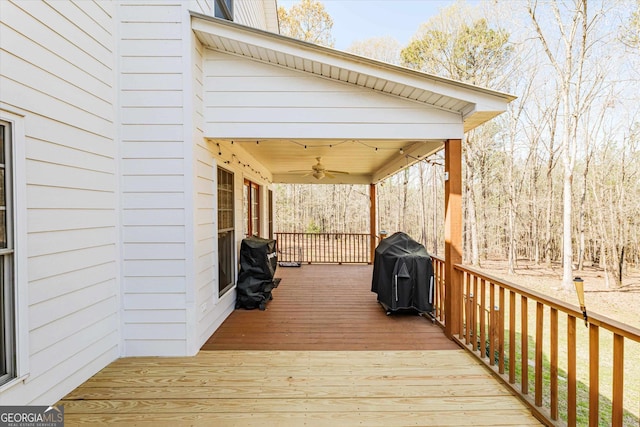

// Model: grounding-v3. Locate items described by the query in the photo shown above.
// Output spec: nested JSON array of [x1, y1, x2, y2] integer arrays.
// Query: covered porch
[[54, 12, 640, 426], [59, 265, 542, 425]]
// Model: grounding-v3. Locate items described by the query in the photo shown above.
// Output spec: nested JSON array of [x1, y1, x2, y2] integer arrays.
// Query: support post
[[444, 139, 462, 338], [369, 183, 377, 264]]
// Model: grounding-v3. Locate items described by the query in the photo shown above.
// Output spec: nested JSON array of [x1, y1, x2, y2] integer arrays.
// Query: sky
[[277, 0, 465, 50]]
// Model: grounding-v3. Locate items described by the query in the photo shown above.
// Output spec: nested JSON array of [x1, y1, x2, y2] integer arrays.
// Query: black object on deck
[[236, 236, 278, 310], [371, 232, 434, 315]]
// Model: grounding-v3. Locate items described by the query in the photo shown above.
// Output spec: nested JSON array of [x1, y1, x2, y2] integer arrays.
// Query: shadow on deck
[[58, 264, 543, 426]]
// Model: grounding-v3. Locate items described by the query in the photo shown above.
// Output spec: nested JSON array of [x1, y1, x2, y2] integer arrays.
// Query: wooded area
[[274, 0, 640, 288]]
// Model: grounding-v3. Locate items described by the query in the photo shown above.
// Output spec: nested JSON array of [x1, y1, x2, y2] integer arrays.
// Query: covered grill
[[236, 236, 278, 310], [371, 232, 434, 315]]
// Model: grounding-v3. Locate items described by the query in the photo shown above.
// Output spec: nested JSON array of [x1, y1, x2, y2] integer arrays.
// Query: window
[[0, 121, 15, 386], [217, 167, 235, 296], [214, 0, 233, 20], [243, 179, 260, 237]]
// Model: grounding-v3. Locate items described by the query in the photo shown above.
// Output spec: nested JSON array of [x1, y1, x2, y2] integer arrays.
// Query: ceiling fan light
[[312, 171, 325, 180]]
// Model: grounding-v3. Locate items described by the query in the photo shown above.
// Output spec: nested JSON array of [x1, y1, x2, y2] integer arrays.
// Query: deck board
[[203, 264, 457, 351], [59, 265, 543, 426]]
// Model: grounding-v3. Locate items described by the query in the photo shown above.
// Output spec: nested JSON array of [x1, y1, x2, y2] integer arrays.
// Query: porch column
[[444, 139, 462, 338], [369, 183, 376, 264]]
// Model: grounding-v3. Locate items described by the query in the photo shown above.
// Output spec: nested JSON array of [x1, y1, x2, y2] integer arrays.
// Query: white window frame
[[214, 0, 233, 20], [0, 110, 29, 391], [217, 166, 235, 297]]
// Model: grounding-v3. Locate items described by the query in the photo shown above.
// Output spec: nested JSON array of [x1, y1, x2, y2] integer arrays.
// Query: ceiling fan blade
[[326, 170, 349, 175], [324, 172, 335, 179]]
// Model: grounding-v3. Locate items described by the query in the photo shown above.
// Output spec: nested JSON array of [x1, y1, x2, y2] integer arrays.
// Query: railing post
[[444, 139, 462, 338], [369, 183, 376, 264]]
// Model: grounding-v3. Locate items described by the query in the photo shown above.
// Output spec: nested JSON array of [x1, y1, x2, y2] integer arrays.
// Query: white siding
[[203, 51, 461, 140], [234, 0, 274, 31], [192, 49, 274, 346], [0, 0, 118, 405], [193, 35, 237, 349], [119, 1, 191, 356], [190, 0, 213, 15], [184, 0, 278, 356]]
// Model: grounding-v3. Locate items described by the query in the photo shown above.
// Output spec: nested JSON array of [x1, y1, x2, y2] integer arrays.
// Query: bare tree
[[345, 36, 401, 65], [527, 0, 607, 290]]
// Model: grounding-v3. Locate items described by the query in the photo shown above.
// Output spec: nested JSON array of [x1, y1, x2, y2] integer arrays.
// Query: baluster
[[567, 315, 577, 426], [521, 295, 528, 395], [480, 278, 486, 359], [509, 290, 516, 384], [499, 287, 505, 374], [489, 282, 495, 365], [612, 334, 624, 427], [535, 302, 544, 407], [471, 276, 477, 348], [550, 307, 558, 420], [465, 272, 471, 345], [589, 324, 599, 427]]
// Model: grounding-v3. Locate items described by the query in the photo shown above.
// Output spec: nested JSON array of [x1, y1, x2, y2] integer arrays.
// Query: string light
[[213, 144, 272, 183], [215, 139, 440, 183], [232, 138, 422, 153]]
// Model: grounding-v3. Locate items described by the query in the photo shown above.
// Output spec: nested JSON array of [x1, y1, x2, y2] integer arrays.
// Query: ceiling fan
[[290, 157, 350, 180]]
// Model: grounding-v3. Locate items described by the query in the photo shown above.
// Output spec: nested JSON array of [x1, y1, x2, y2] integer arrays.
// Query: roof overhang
[[191, 12, 516, 184]]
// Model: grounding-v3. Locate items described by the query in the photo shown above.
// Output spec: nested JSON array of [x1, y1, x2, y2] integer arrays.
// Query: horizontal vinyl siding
[[0, 0, 118, 405], [119, 1, 189, 356], [234, 0, 269, 30], [193, 35, 232, 349], [203, 51, 461, 140]]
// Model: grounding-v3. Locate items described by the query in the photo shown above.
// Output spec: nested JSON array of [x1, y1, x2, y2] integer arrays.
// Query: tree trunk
[[544, 141, 556, 266], [577, 170, 588, 270], [467, 183, 480, 266], [401, 168, 409, 231], [419, 162, 428, 247], [561, 162, 574, 290]]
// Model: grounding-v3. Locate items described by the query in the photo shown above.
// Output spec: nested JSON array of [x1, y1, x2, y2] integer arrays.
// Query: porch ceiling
[[207, 138, 444, 184], [192, 12, 516, 184]]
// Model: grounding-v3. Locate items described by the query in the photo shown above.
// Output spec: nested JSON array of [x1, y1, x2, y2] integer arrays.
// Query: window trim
[[217, 166, 235, 297], [214, 0, 233, 21], [243, 179, 260, 237], [0, 120, 15, 387], [0, 111, 28, 390]]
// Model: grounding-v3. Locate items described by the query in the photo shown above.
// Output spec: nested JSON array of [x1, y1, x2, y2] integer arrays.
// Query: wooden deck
[[203, 264, 457, 351], [58, 265, 543, 426]]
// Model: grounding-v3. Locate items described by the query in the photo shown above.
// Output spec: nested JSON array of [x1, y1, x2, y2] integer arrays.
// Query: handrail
[[431, 258, 640, 426], [455, 264, 640, 342], [275, 232, 372, 264]]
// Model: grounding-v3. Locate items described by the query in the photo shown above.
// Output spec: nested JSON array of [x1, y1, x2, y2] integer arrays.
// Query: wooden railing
[[275, 232, 371, 264], [431, 256, 446, 324], [431, 256, 640, 426]]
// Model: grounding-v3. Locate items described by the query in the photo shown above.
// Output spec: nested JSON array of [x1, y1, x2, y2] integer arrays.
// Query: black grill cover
[[371, 232, 434, 313], [236, 236, 277, 310]]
